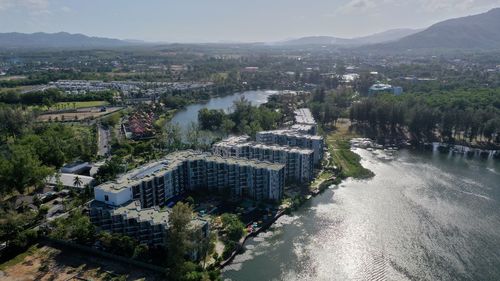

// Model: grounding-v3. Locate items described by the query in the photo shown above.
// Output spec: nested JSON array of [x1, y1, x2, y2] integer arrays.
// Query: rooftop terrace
[[258, 129, 323, 140], [294, 108, 316, 125], [96, 150, 285, 193], [214, 136, 314, 155]]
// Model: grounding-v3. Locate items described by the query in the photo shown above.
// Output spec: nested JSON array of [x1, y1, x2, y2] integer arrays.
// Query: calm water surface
[[170, 90, 278, 131], [223, 149, 500, 281]]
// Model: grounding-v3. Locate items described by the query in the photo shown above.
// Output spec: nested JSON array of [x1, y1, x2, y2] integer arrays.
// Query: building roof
[[91, 200, 207, 228], [115, 200, 171, 225], [214, 136, 314, 155], [294, 108, 316, 125], [60, 161, 91, 174], [369, 83, 393, 91], [96, 150, 285, 193], [291, 124, 315, 133], [257, 129, 323, 141], [47, 173, 94, 189]]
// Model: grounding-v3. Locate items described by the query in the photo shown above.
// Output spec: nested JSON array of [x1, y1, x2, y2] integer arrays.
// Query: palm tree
[[73, 176, 83, 189]]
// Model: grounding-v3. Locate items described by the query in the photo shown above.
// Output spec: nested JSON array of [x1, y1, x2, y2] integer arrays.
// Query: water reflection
[[223, 149, 500, 281], [170, 90, 279, 132]]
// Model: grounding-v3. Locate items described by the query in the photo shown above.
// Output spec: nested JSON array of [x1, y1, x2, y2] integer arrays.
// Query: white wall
[[94, 186, 132, 206]]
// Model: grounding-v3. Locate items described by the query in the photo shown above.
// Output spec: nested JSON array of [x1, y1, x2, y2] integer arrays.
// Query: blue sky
[[1, 0, 500, 42]]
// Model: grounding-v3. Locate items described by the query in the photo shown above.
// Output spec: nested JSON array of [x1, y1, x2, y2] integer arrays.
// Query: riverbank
[[169, 90, 280, 131], [324, 119, 374, 179], [223, 147, 500, 281], [421, 142, 500, 159], [216, 120, 374, 270]]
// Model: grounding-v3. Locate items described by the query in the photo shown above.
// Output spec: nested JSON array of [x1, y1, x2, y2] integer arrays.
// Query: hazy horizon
[[1, 0, 500, 43]]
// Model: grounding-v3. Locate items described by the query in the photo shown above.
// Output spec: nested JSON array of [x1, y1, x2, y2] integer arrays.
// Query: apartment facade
[[256, 130, 324, 164], [89, 200, 209, 247], [94, 151, 286, 209], [91, 151, 284, 245], [213, 136, 314, 183]]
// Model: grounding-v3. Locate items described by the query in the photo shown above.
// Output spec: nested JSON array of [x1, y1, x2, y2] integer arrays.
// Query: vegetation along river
[[170, 90, 279, 131], [222, 148, 500, 281]]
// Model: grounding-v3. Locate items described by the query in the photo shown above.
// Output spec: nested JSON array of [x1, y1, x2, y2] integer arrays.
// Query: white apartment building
[[256, 130, 324, 165], [213, 136, 314, 183]]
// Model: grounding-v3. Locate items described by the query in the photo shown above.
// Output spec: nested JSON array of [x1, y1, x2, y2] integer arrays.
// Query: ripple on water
[[224, 149, 500, 281]]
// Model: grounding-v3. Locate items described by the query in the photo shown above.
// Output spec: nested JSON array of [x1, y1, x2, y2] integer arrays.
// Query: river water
[[223, 149, 500, 281], [170, 90, 279, 131]]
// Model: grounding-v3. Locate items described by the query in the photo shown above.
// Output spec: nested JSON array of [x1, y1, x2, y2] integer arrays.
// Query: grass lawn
[[53, 101, 109, 110], [326, 119, 374, 179], [0, 244, 40, 271], [31, 101, 109, 111], [310, 170, 334, 191]]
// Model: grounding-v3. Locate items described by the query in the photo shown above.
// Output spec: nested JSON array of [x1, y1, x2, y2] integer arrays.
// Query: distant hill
[[374, 8, 500, 51], [281, 36, 352, 46], [279, 28, 420, 46], [0, 32, 135, 49], [352, 28, 423, 45]]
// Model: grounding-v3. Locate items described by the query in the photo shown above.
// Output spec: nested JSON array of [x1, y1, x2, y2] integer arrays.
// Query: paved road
[[97, 125, 111, 157]]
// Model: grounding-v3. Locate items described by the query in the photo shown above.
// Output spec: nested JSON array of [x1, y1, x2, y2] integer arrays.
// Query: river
[[170, 90, 279, 131], [222, 149, 500, 281]]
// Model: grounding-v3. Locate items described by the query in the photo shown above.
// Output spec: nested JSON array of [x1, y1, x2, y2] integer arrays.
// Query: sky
[[1, 0, 500, 42]]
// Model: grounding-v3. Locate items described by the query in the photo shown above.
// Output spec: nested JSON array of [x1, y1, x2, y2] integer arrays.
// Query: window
[[104, 195, 109, 201]]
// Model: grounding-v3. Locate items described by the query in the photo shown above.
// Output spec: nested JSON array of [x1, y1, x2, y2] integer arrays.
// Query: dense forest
[[0, 88, 115, 106], [349, 89, 500, 146], [198, 98, 282, 137], [0, 106, 97, 195]]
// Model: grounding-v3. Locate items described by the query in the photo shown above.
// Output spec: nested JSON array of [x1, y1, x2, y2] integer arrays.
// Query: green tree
[[133, 244, 150, 261], [0, 145, 53, 194], [165, 123, 183, 150], [167, 202, 194, 280], [73, 176, 83, 189], [220, 214, 245, 242], [186, 122, 201, 149]]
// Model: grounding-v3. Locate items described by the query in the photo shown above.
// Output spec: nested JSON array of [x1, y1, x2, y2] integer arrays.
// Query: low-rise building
[[369, 83, 403, 96], [256, 130, 324, 164], [213, 136, 314, 183], [47, 173, 94, 190], [60, 161, 92, 174]]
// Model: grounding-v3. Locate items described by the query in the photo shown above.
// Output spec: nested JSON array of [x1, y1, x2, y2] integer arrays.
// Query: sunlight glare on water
[[223, 149, 500, 281]]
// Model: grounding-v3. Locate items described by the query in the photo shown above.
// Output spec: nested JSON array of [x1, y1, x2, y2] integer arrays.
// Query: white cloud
[[335, 0, 399, 15], [335, 0, 500, 16], [60, 6, 72, 13], [0, 0, 50, 13], [420, 0, 476, 11], [337, 0, 377, 14]]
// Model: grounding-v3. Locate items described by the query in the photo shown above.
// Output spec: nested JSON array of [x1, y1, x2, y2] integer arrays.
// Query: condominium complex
[[290, 124, 316, 135], [212, 136, 314, 183], [89, 107, 322, 246], [94, 151, 285, 208], [89, 200, 209, 247], [293, 108, 317, 135], [90, 150, 285, 245], [256, 130, 324, 164]]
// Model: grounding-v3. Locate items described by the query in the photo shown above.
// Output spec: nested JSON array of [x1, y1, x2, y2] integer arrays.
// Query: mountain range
[[279, 28, 421, 46], [374, 7, 500, 51], [1, 8, 500, 51], [0, 32, 132, 49]]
